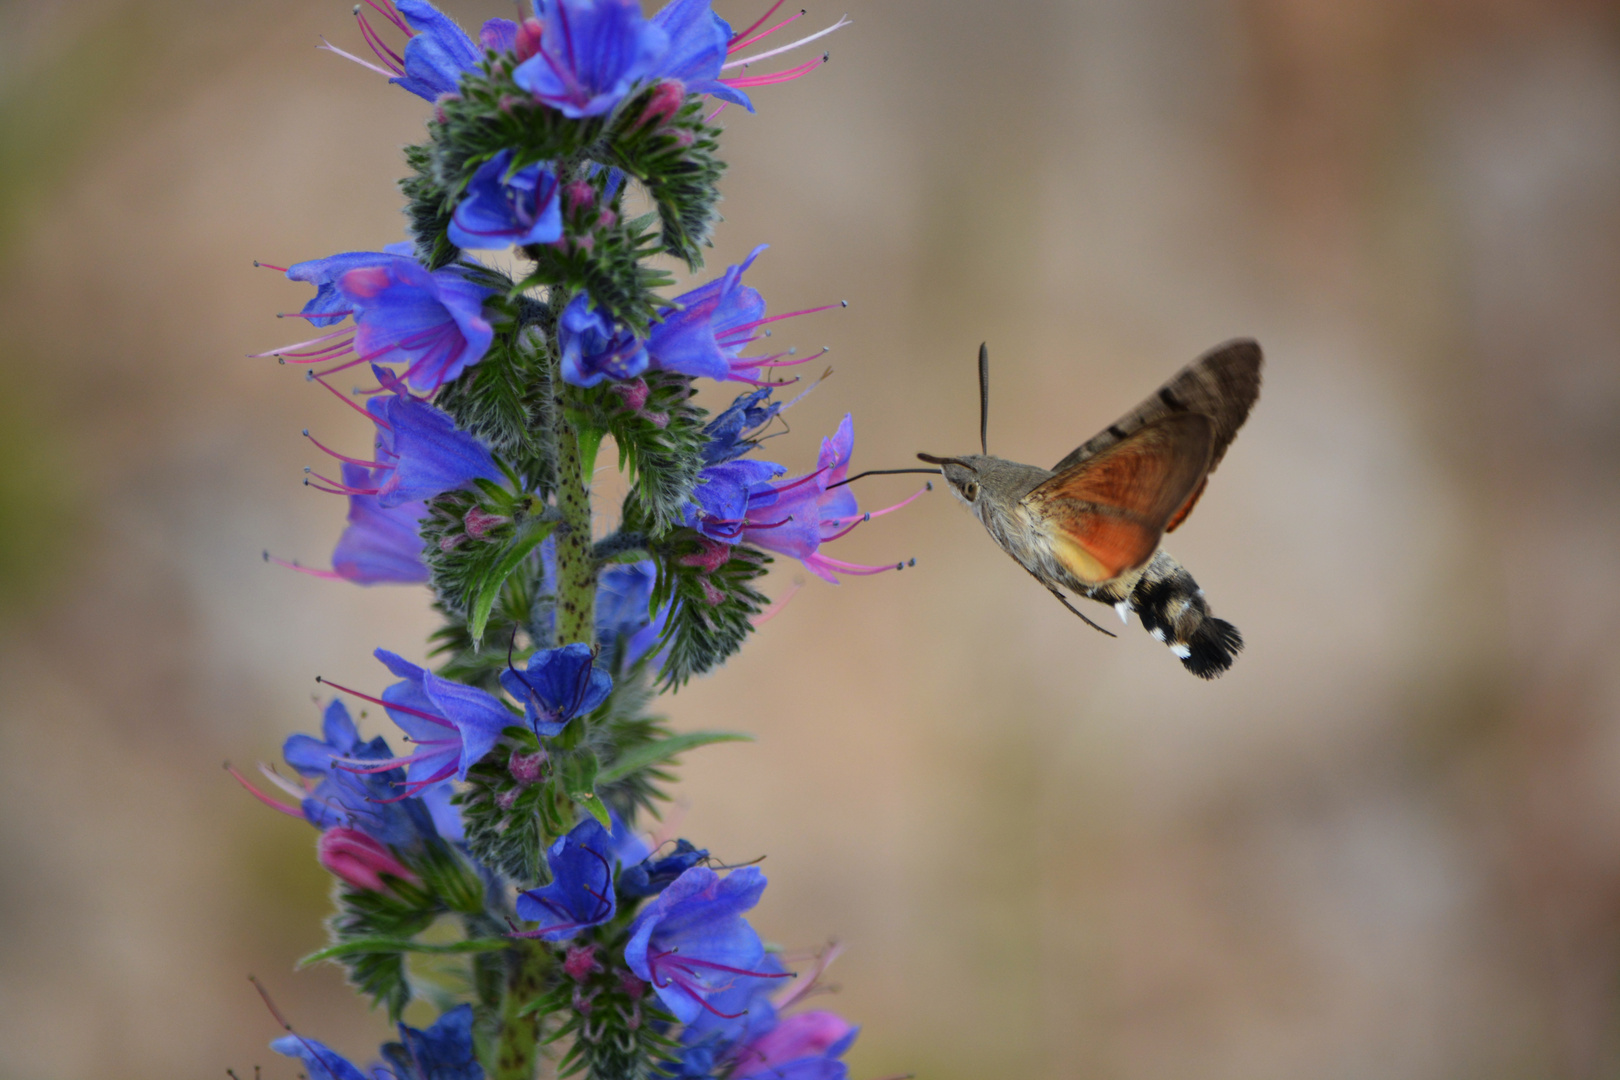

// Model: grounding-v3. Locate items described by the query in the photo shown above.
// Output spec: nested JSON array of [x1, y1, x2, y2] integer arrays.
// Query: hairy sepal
[[580, 373, 707, 536], [435, 314, 558, 498], [647, 529, 772, 689], [603, 85, 727, 270]]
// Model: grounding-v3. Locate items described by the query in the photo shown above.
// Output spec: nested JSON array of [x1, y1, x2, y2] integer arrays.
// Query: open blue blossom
[[671, 954, 786, 1077], [512, 0, 669, 118], [595, 559, 671, 669], [499, 642, 612, 737], [557, 294, 650, 387], [284, 245, 413, 328], [619, 838, 709, 898], [514, 818, 623, 940], [329, 462, 430, 585], [624, 866, 786, 1023], [449, 149, 563, 250], [700, 387, 782, 467], [270, 1034, 369, 1080], [281, 700, 429, 846], [646, 245, 768, 380], [338, 260, 494, 392], [367, 390, 502, 507], [322, 650, 514, 796], [650, 0, 751, 109], [392, 0, 482, 100], [379, 1004, 484, 1080]]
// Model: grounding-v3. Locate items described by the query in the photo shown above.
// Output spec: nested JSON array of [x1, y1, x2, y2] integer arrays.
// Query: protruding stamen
[[264, 552, 344, 580], [304, 430, 392, 470], [729, 1, 791, 48], [721, 17, 848, 71], [253, 261, 290, 273], [724, 53, 829, 88], [315, 675, 455, 728], [225, 762, 305, 819], [308, 371, 390, 426], [751, 578, 805, 626], [319, 37, 397, 79], [729, 7, 806, 53]]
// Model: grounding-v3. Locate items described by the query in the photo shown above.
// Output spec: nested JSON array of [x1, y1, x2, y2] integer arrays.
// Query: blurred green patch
[[0, 391, 80, 613]]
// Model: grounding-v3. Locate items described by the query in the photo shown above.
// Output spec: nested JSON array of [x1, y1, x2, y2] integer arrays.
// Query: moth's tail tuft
[[1129, 552, 1243, 679]]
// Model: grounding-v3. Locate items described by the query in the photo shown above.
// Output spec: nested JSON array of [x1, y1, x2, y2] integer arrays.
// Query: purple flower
[[646, 245, 768, 381], [449, 149, 563, 250], [339, 261, 494, 392], [281, 700, 425, 844], [330, 462, 431, 584], [270, 1035, 369, 1080], [514, 818, 622, 940], [324, 650, 515, 796], [392, 0, 482, 100], [648, 0, 751, 109], [699, 387, 782, 467], [498, 642, 612, 737], [367, 390, 503, 506], [558, 294, 649, 387], [285, 248, 411, 328], [380, 1004, 484, 1080], [513, 0, 669, 119], [618, 838, 708, 898], [731, 1012, 857, 1079], [624, 866, 787, 1023], [595, 560, 671, 669]]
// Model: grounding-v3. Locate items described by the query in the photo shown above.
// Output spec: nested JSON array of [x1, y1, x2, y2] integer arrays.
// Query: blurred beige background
[[3, 0, 1620, 1077]]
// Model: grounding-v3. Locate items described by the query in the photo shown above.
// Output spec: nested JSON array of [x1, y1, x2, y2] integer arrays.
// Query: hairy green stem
[[493, 940, 550, 1080], [553, 406, 597, 646]]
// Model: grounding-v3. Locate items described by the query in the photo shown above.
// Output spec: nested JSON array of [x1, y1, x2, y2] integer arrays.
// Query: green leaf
[[299, 937, 511, 967], [573, 789, 613, 831], [598, 730, 753, 783], [469, 518, 558, 643]]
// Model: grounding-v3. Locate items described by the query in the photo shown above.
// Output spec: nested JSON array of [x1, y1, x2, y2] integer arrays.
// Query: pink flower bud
[[508, 748, 548, 785], [564, 944, 602, 981], [514, 18, 543, 62], [638, 80, 686, 129], [463, 506, 509, 540], [619, 972, 648, 1000], [563, 181, 596, 214], [679, 538, 732, 574], [317, 828, 420, 894], [699, 577, 727, 606], [610, 377, 651, 413], [739, 1011, 854, 1073]]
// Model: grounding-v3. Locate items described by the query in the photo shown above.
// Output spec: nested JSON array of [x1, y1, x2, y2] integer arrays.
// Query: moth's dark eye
[[962, 481, 980, 500]]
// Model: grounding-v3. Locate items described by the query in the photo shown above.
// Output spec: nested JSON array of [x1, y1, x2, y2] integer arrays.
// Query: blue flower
[[595, 560, 672, 669], [337, 260, 495, 392], [618, 838, 709, 898], [514, 818, 624, 940], [329, 462, 430, 585], [557, 294, 649, 387], [649, 0, 752, 109], [270, 1034, 369, 1080], [449, 149, 563, 250], [479, 18, 520, 54], [282, 700, 433, 846], [646, 245, 769, 380], [624, 866, 786, 1023], [322, 650, 514, 796], [700, 388, 782, 467], [499, 642, 612, 737], [513, 0, 669, 119], [379, 1004, 484, 1080], [392, 0, 482, 101], [285, 248, 412, 328], [366, 389, 503, 507]]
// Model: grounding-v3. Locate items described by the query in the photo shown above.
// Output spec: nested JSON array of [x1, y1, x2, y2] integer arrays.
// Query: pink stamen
[[249, 327, 352, 358], [772, 941, 844, 1010], [721, 17, 848, 71], [729, 8, 805, 53], [305, 469, 381, 496], [751, 579, 804, 626], [808, 554, 904, 577], [304, 431, 393, 470], [729, 0, 788, 47], [309, 372, 390, 426], [364, 0, 412, 36], [258, 762, 315, 801], [821, 485, 930, 540], [226, 763, 306, 819], [769, 464, 831, 495], [316, 677, 456, 728], [253, 261, 290, 273], [355, 10, 408, 70], [319, 38, 398, 79], [367, 759, 460, 801], [727, 303, 843, 335], [705, 101, 728, 123], [724, 54, 826, 88], [337, 741, 454, 774], [265, 553, 344, 580], [283, 341, 357, 364]]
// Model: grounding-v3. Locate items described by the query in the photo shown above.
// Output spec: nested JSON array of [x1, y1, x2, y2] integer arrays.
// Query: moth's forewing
[[1051, 339, 1262, 479], [1025, 413, 1214, 584]]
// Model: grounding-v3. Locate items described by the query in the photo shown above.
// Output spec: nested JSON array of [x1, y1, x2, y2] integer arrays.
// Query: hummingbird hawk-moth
[[917, 339, 1263, 678]]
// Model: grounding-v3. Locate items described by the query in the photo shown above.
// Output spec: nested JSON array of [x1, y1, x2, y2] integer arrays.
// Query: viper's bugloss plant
[[235, 2, 919, 1078]]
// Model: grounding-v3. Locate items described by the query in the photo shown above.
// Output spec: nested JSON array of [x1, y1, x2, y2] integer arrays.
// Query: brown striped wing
[[1024, 412, 1214, 585], [1051, 339, 1262, 533]]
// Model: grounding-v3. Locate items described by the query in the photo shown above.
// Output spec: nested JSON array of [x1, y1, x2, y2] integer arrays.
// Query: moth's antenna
[[978, 342, 990, 455]]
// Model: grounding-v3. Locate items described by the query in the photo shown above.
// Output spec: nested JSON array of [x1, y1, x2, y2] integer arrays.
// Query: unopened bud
[[317, 828, 420, 894], [464, 506, 509, 540], [564, 944, 603, 981], [514, 18, 543, 62], [638, 80, 686, 129], [508, 748, 548, 785], [563, 181, 596, 214], [679, 538, 732, 574], [620, 972, 649, 1000], [610, 377, 651, 413]]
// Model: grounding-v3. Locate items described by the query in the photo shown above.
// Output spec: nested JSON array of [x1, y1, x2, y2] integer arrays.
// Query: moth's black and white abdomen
[[1125, 551, 1243, 679]]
